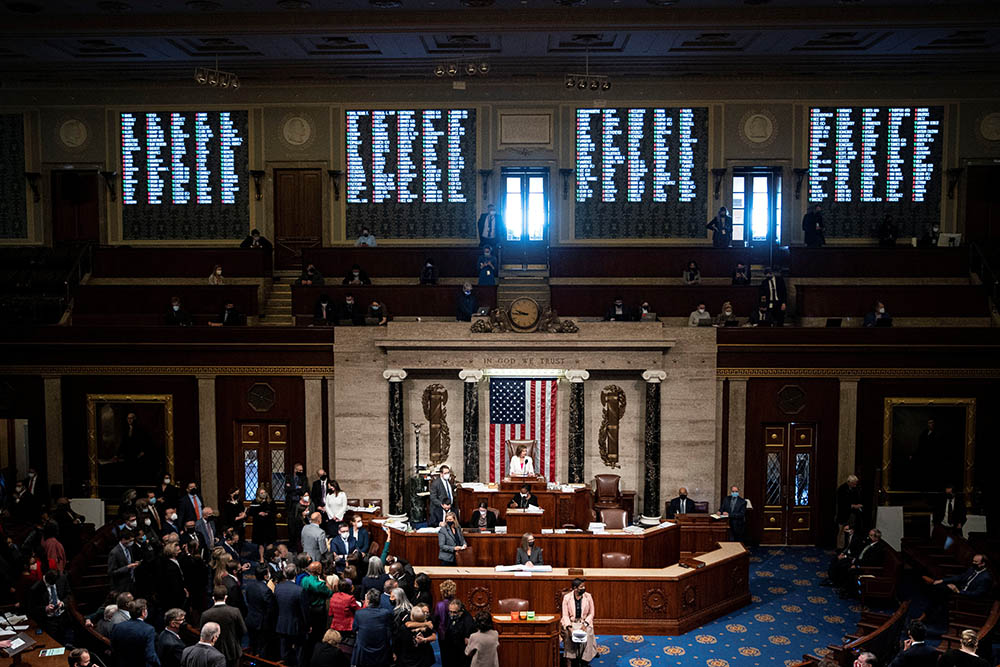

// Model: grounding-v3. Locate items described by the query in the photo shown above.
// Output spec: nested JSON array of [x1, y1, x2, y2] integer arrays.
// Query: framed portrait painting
[[86, 394, 174, 498], [882, 397, 975, 497]]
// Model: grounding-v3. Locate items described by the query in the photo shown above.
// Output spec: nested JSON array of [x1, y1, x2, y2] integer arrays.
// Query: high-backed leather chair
[[348, 498, 361, 508], [600, 508, 628, 530], [593, 474, 622, 512], [505, 439, 537, 475], [362, 498, 382, 511], [693, 501, 709, 513], [497, 598, 530, 613], [601, 552, 632, 568]]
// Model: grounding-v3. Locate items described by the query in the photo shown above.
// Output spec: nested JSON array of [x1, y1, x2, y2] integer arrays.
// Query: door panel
[[238, 421, 290, 539], [501, 167, 549, 268], [759, 422, 817, 545], [51, 170, 99, 243], [273, 168, 323, 269]]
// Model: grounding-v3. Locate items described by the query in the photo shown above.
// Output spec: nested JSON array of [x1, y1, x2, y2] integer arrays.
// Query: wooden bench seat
[[71, 284, 260, 326], [302, 246, 482, 279], [549, 284, 760, 318], [796, 284, 987, 318], [93, 246, 272, 278], [291, 284, 497, 324]]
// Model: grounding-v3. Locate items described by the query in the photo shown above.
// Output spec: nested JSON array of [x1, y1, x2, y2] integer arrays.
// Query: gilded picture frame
[[86, 393, 175, 498], [881, 397, 975, 497]]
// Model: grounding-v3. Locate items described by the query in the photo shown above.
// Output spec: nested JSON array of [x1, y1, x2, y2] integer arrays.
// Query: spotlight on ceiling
[[577, 79, 587, 90], [446, 63, 459, 77], [465, 62, 478, 76], [194, 67, 207, 85], [207, 70, 219, 86], [231, 76, 240, 90], [194, 64, 240, 90], [478, 62, 489, 74], [589, 78, 600, 90], [565, 76, 575, 88], [601, 80, 611, 91], [434, 64, 446, 77]]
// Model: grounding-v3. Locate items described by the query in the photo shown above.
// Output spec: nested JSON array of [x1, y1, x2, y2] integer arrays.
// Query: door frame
[[499, 165, 551, 267], [759, 421, 819, 546], [263, 160, 331, 247], [43, 164, 107, 245]]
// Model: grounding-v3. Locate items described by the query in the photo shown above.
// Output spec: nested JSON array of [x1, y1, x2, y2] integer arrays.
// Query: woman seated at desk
[[507, 484, 539, 510], [561, 578, 597, 666], [515, 533, 544, 567], [509, 444, 535, 477], [467, 501, 497, 532]]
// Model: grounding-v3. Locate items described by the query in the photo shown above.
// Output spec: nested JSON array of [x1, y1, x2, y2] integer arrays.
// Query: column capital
[[641, 370, 667, 384], [458, 369, 484, 383], [383, 369, 408, 383], [564, 370, 590, 383]]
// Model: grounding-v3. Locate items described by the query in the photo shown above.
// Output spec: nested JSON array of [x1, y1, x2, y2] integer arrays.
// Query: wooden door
[[965, 166, 1000, 243], [237, 422, 290, 503], [501, 167, 550, 269], [273, 168, 323, 269], [760, 423, 817, 545], [51, 170, 99, 243]]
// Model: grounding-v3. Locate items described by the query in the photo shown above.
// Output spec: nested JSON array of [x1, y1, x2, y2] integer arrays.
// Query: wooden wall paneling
[[292, 285, 497, 321], [302, 247, 482, 279], [93, 247, 271, 278], [795, 285, 988, 318], [550, 285, 760, 318]]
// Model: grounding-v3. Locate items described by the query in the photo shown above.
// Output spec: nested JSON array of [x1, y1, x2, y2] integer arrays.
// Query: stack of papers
[[463, 483, 497, 492], [495, 564, 554, 573], [623, 525, 645, 534], [417, 526, 441, 533], [587, 522, 606, 531], [657, 521, 675, 529]]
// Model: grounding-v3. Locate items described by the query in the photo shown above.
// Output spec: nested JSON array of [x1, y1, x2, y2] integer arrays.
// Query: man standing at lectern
[[720, 486, 748, 543], [429, 466, 457, 528]]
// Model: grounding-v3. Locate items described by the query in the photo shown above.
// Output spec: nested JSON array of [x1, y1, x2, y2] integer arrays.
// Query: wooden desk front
[[492, 614, 560, 667], [457, 487, 592, 530], [418, 542, 751, 635], [674, 514, 729, 556], [386, 524, 679, 569]]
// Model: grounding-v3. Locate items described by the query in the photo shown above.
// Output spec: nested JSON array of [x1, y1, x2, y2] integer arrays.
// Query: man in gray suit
[[180, 622, 226, 667], [300, 512, 328, 562], [200, 586, 247, 667], [107, 529, 139, 592], [429, 465, 458, 527]]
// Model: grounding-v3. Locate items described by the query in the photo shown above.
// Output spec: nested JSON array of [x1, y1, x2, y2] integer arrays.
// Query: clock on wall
[[508, 297, 541, 332], [248, 383, 276, 413]]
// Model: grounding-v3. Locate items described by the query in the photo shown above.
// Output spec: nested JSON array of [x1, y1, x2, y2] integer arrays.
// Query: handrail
[[63, 242, 95, 304], [969, 242, 998, 323]]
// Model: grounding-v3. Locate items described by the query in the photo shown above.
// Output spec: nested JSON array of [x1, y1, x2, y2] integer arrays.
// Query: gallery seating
[[290, 284, 496, 324], [938, 600, 1000, 658], [857, 542, 903, 608], [795, 284, 989, 318], [795, 601, 909, 667], [92, 246, 272, 278], [550, 285, 759, 318], [301, 247, 481, 279], [71, 284, 260, 325]]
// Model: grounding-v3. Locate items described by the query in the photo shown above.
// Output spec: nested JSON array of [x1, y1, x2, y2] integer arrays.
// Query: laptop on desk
[[696, 318, 713, 327]]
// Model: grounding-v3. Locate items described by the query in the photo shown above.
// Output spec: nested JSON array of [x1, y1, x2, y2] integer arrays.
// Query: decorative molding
[[681, 584, 697, 610], [57, 117, 90, 151], [422, 383, 450, 465], [383, 369, 408, 383], [467, 586, 492, 612], [718, 367, 1000, 379], [642, 370, 667, 384], [0, 365, 333, 376], [738, 109, 777, 148], [978, 111, 1000, 143], [458, 369, 484, 383], [643, 588, 668, 616], [280, 113, 316, 149], [564, 369, 590, 383]]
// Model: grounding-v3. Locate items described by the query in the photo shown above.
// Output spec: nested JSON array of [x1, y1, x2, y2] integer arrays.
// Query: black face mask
[[679, 494, 687, 500], [527, 541, 534, 547]]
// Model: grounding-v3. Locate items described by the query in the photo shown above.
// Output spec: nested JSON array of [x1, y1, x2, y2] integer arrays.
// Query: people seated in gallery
[[863, 300, 892, 327], [240, 228, 272, 250], [477, 246, 497, 286], [604, 297, 634, 322], [637, 301, 656, 321], [515, 533, 543, 566], [355, 227, 377, 247], [297, 264, 325, 286], [918, 224, 941, 248], [688, 302, 712, 327], [367, 300, 389, 326], [715, 301, 738, 327], [208, 264, 225, 285], [456, 282, 478, 322], [341, 264, 370, 286], [337, 293, 364, 326], [419, 258, 439, 285], [165, 296, 193, 326], [508, 444, 535, 476], [748, 297, 772, 327], [683, 260, 702, 285], [732, 262, 750, 285], [313, 294, 335, 326], [209, 301, 244, 326]]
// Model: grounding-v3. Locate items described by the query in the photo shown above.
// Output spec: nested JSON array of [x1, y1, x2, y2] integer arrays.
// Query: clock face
[[509, 298, 541, 331]]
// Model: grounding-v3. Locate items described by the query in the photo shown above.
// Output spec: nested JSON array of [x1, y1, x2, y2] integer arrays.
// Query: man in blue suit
[[719, 485, 748, 543], [110, 598, 160, 666], [353, 589, 393, 667], [888, 620, 937, 667], [244, 565, 275, 657], [329, 522, 357, 571], [274, 564, 308, 666], [935, 553, 993, 598]]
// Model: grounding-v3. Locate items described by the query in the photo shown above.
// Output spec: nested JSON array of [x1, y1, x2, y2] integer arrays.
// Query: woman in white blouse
[[324, 479, 348, 523], [509, 444, 535, 477]]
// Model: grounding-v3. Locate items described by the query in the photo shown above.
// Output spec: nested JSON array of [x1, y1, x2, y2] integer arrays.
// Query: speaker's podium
[[506, 507, 545, 534], [499, 475, 546, 492], [493, 613, 560, 667]]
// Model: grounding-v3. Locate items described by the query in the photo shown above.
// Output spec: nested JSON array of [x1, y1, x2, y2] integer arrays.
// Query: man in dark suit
[[429, 465, 457, 526], [603, 296, 635, 322], [388, 561, 415, 602], [758, 268, 787, 327], [507, 484, 539, 510], [310, 470, 330, 514], [244, 565, 275, 657], [835, 475, 864, 545], [178, 482, 204, 527], [477, 204, 504, 249], [28, 569, 71, 642], [165, 297, 193, 327], [329, 522, 357, 571], [888, 620, 937, 667], [157, 543, 188, 614], [802, 204, 825, 248], [313, 294, 335, 326], [719, 485, 748, 542], [336, 294, 364, 326], [156, 608, 187, 667], [352, 589, 394, 667], [667, 487, 699, 518], [180, 621, 226, 667], [285, 463, 309, 511], [349, 515, 371, 555], [932, 554, 993, 599], [466, 501, 498, 532], [201, 586, 247, 667], [110, 599, 160, 667], [108, 528, 139, 592], [195, 507, 218, 555], [274, 565, 308, 666], [932, 484, 967, 535], [220, 563, 247, 619], [826, 525, 864, 588], [240, 229, 273, 251]]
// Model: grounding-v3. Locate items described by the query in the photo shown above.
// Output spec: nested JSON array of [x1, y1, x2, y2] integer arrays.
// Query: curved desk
[[416, 542, 750, 635], [386, 523, 679, 568]]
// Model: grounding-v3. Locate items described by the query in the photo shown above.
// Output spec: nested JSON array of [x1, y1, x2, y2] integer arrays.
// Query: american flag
[[489, 378, 558, 482]]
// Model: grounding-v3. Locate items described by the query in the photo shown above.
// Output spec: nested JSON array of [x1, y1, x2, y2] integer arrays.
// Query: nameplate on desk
[[678, 557, 706, 569]]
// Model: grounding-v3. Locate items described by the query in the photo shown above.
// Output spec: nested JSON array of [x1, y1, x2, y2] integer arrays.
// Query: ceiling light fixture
[[194, 56, 240, 91], [563, 39, 611, 94]]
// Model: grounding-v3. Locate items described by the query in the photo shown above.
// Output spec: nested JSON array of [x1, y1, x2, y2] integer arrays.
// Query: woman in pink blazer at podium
[[561, 578, 597, 664], [508, 444, 535, 477]]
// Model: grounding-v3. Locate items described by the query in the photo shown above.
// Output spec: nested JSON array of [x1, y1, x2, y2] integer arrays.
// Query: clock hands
[[513, 310, 530, 317]]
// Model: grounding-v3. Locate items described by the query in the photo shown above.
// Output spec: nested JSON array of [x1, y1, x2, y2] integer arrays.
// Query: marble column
[[837, 377, 860, 485], [641, 370, 667, 526], [564, 370, 590, 484], [196, 375, 219, 508], [459, 370, 484, 482], [325, 374, 336, 477], [303, 376, 324, 478], [383, 369, 407, 518], [42, 375, 64, 489], [727, 378, 748, 492]]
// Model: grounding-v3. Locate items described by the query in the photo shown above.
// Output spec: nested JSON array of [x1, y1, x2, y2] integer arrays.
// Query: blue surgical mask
[[731, 492, 739, 498]]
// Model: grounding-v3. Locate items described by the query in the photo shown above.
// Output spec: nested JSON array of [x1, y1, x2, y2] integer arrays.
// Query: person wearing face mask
[[440, 598, 475, 667], [241, 228, 273, 251], [313, 293, 335, 326], [350, 515, 371, 555], [456, 282, 479, 322], [367, 299, 389, 326], [286, 462, 309, 509], [340, 263, 369, 286], [289, 494, 314, 551], [355, 226, 378, 247], [477, 203, 504, 249], [749, 295, 773, 328], [208, 264, 225, 285], [707, 206, 732, 248], [732, 262, 750, 286], [437, 512, 467, 566], [248, 489, 277, 555], [507, 484, 539, 510], [667, 487, 700, 518], [603, 296, 634, 322], [719, 486, 748, 543], [826, 524, 863, 589], [179, 481, 204, 527], [9, 479, 39, 522], [337, 293, 364, 326], [683, 260, 702, 285], [419, 257, 439, 285], [429, 466, 458, 528], [864, 300, 892, 328], [297, 263, 325, 286], [331, 522, 358, 572], [209, 301, 244, 327], [638, 301, 656, 321], [219, 487, 247, 543], [515, 533, 543, 567], [161, 508, 180, 536], [109, 599, 159, 667], [715, 301, 738, 327], [918, 223, 941, 248], [165, 296, 193, 326], [196, 506, 218, 553], [467, 501, 496, 533], [932, 483, 967, 537], [159, 474, 180, 509], [29, 565, 71, 642], [477, 246, 497, 286], [561, 578, 597, 665], [108, 528, 140, 592], [688, 302, 712, 327]]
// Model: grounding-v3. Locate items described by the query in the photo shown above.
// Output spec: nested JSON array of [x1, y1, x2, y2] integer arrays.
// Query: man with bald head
[[667, 487, 700, 518], [300, 512, 329, 562], [180, 621, 225, 667]]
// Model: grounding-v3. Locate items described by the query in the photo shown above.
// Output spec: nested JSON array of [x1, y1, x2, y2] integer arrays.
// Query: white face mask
[[698, 307, 705, 313], [302, 496, 310, 504], [144, 518, 151, 526], [169, 513, 178, 521], [441, 473, 449, 480], [725, 310, 732, 316], [172, 305, 180, 311], [878, 308, 885, 314], [215, 269, 222, 275]]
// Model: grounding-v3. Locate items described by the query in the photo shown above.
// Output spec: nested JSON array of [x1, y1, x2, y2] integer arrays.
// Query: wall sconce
[[24, 172, 41, 203], [559, 168, 574, 201], [249, 170, 266, 201], [327, 169, 343, 202], [793, 168, 809, 200], [711, 168, 727, 201], [478, 169, 493, 201], [99, 170, 118, 203], [946, 167, 964, 200]]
